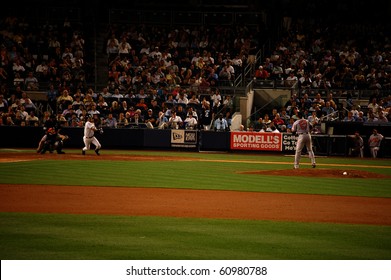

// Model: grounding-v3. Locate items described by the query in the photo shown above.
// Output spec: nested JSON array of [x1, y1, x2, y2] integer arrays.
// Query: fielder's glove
[[99, 128, 104, 134]]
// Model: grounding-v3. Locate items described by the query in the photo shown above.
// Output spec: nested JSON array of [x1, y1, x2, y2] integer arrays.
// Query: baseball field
[[0, 148, 391, 260]]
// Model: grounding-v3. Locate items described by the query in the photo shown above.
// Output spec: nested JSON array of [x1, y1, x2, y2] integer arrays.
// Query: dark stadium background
[[2, 0, 389, 22]]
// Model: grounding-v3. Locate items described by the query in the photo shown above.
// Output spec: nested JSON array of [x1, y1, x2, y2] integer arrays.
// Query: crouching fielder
[[82, 114, 102, 155], [292, 112, 316, 169]]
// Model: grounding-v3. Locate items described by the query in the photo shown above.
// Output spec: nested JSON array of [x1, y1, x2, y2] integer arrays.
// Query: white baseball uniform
[[292, 118, 316, 169], [368, 131, 384, 158], [82, 119, 101, 154]]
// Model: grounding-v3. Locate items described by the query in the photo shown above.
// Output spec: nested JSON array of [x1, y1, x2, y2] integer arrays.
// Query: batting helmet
[[47, 127, 56, 134]]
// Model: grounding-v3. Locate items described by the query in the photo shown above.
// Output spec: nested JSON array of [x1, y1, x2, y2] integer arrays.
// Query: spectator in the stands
[[284, 71, 298, 87], [12, 58, 26, 77], [57, 89, 73, 112], [111, 88, 124, 99], [343, 111, 357, 122], [83, 92, 95, 108], [213, 113, 229, 132], [272, 113, 286, 131], [96, 95, 109, 117], [184, 113, 198, 130], [187, 93, 200, 105], [325, 92, 337, 110], [17, 105, 29, 120], [62, 104, 74, 119], [100, 87, 112, 98], [144, 109, 156, 128], [254, 65, 269, 81], [355, 111, 367, 122], [177, 91, 188, 105], [377, 110, 389, 122], [367, 97, 380, 117], [13, 72, 25, 88], [72, 91, 84, 107], [218, 64, 232, 85], [366, 110, 378, 123], [26, 110, 39, 126], [104, 113, 117, 128], [135, 88, 149, 99], [321, 101, 335, 120], [61, 47, 73, 61], [68, 112, 82, 127], [117, 112, 128, 128], [88, 104, 100, 116], [20, 92, 36, 112], [168, 110, 183, 129], [312, 93, 325, 108], [35, 60, 48, 76], [155, 110, 168, 129], [24, 71, 40, 91], [0, 94, 8, 113], [118, 37, 132, 59]]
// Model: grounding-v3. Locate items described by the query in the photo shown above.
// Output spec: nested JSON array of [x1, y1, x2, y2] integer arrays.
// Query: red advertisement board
[[230, 131, 283, 151]]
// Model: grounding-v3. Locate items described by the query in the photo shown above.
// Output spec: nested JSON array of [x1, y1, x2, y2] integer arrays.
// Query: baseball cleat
[[95, 149, 100, 155], [82, 150, 85, 155], [312, 163, 316, 168]]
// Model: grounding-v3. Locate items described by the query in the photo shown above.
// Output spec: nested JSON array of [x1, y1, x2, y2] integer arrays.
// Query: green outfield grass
[[1, 149, 391, 260], [1, 213, 390, 260]]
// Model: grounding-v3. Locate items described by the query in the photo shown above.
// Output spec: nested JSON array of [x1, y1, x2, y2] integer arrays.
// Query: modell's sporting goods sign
[[230, 131, 283, 151]]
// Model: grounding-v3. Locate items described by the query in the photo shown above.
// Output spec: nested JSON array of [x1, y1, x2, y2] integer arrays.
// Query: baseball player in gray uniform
[[291, 112, 316, 169], [82, 114, 102, 155], [368, 128, 384, 158]]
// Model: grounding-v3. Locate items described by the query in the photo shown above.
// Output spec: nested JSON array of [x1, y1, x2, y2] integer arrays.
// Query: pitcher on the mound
[[292, 112, 316, 169]]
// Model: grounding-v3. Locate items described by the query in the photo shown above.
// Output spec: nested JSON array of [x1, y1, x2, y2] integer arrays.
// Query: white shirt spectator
[[184, 115, 198, 129]]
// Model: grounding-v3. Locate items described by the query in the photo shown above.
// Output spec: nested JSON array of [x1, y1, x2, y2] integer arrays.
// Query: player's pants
[[37, 135, 47, 152], [294, 134, 316, 168], [370, 147, 380, 158], [83, 136, 101, 152], [350, 147, 364, 158]]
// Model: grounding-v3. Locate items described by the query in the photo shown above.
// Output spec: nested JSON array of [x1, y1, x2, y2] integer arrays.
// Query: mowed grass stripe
[[1, 159, 391, 197], [0, 212, 390, 260]]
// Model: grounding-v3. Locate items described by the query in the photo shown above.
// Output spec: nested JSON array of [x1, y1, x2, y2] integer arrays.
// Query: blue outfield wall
[[0, 126, 390, 158]]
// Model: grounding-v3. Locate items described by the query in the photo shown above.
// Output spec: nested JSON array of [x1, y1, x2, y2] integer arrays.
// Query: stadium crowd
[[0, 11, 390, 133]]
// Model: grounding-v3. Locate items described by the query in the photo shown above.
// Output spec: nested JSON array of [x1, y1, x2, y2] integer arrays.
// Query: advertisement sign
[[230, 132, 283, 151], [171, 129, 198, 148], [282, 133, 298, 152]]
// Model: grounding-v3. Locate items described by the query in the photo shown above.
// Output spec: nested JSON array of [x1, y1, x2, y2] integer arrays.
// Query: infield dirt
[[1, 152, 391, 226]]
